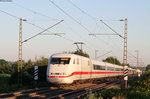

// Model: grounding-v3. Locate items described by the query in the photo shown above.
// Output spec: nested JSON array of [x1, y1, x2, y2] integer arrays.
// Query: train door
[[80, 57, 88, 80], [76, 57, 82, 80], [105, 62, 107, 77], [90, 59, 92, 79], [80, 56, 83, 80], [81, 58, 91, 80]]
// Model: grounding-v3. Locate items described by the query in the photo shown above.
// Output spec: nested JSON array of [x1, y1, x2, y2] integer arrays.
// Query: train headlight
[[63, 73, 67, 75], [50, 73, 67, 75]]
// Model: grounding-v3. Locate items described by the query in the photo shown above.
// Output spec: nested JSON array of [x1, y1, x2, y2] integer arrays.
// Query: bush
[[9, 65, 48, 87], [93, 71, 150, 99], [0, 74, 11, 93], [127, 72, 150, 98], [9, 70, 34, 87], [94, 89, 125, 99]]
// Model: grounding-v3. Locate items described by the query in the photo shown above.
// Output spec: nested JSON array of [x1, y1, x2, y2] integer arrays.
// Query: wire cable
[[0, 9, 56, 34], [0, 9, 19, 19], [49, 0, 91, 33], [67, 0, 97, 20], [12, 2, 60, 21]]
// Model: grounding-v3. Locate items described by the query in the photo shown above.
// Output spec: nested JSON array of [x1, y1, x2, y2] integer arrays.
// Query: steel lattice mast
[[89, 18, 128, 88], [18, 18, 22, 72], [121, 18, 128, 88], [18, 18, 26, 72], [18, 19, 64, 85], [122, 18, 128, 66]]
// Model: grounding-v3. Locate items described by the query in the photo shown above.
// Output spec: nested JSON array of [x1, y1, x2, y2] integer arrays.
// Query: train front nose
[[47, 75, 73, 84], [47, 57, 73, 84], [47, 77, 64, 84]]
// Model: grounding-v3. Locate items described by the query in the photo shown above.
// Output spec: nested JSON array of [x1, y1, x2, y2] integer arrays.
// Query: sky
[[0, 0, 150, 67]]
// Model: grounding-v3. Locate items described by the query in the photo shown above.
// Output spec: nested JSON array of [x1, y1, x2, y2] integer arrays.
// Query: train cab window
[[77, 58, 79, 64], [51, 58, 70, 64]]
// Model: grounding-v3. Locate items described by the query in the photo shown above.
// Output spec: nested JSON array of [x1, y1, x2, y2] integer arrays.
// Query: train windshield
[[50, 58, 71, 64]]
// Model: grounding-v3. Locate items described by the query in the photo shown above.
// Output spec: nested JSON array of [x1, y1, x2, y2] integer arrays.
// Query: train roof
[[50, 53, 89, 59], [50, 53, 135, 70]]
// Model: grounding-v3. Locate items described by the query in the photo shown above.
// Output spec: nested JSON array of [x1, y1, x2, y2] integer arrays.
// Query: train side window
[[73, 59, 75, 64], [107, 67, 114, 71], [77, 58, 79, 64], [115, 68, 120, 71], [93, 64, 105, 70]]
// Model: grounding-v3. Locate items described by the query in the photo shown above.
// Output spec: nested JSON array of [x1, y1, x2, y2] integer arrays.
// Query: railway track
[[0, 75, 137, 99], [49, 80, 120, 99], [0, 80, 120, 99]]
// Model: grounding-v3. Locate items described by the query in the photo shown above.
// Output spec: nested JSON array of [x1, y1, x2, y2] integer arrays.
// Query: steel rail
[[0, 74, 137, 99]]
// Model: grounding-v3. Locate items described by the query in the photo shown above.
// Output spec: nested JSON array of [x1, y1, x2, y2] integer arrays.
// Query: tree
[[0, 59, 13, 74], [146, 64, 150, 71], [0, 59, 8, 65], [24, 59, 34, 69], [72, 49, 89, 58], [34, 56, 48, 66], [103, 56, 121, 65]]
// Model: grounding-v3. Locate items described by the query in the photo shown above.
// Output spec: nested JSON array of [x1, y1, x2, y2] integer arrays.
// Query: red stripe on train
[[48, 71, 125, 78]]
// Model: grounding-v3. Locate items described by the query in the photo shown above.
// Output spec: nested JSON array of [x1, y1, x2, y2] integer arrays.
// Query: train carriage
[[47, 53, 136, 84]]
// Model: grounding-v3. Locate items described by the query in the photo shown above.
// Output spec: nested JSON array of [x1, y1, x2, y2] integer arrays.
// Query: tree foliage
[[0, 57, 48, 74], [103, 56, 121, 65], [34, 56, 48, 66], [0, 59, 14, 74], [146, 64, 150, 72], [93, 70, 150, 99], [0, 59, 8, 65], [72, 49, 89, 58]]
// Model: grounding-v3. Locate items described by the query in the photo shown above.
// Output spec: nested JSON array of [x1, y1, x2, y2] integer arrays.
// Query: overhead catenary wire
[[0, 9, 19, 19], [49, 0, 102, 53], [0, 9, 97, 54], [55, 34, 75, 43], [49, 1, 124, 61], [12, 2, 60, 21], [0, 9, 62, 37], [51, 0, 108, 53], [49, 0, 118, 55], [127, 51, 137, 59], [0, 9, 76, 48], [67, 0, 100, 33], [22, 20, 64, 43], [67, 0, 97, 20], [1, 4, 123, 61], [49, 0, 91, 33], [66, 1, 125, 56], [100, 20, 124, 39], [63, 29, 99, 53]]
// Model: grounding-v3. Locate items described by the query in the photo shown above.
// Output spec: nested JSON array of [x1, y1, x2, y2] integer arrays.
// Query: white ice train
[[47, 53, 136, 84]]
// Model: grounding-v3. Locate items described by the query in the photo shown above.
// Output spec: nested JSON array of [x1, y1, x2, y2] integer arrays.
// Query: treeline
[[0, 57, 49, 93], [0, 59, 15, 74], [103, 56, 136, 69], [0, 56, 48, 74], [0, 56, 135, 74]]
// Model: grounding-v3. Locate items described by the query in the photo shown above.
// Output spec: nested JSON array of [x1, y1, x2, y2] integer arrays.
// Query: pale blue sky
[[0, 0, 150, 67]]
